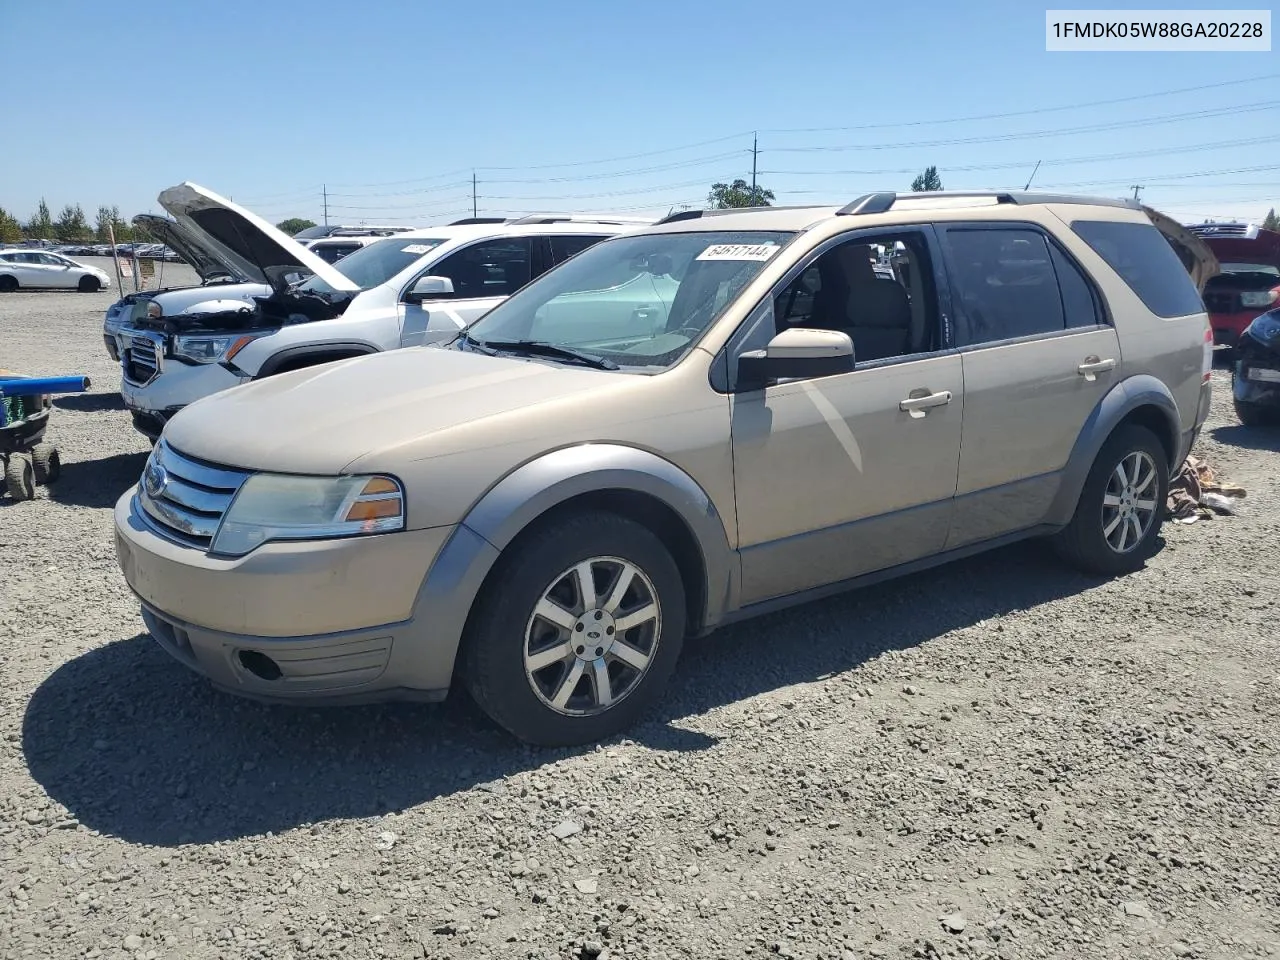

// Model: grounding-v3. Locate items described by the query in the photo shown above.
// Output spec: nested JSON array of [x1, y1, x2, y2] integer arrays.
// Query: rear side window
[[1070, 220, 1205, 318], [550, 235, 608, 264], [942, 227, 1066, 344]]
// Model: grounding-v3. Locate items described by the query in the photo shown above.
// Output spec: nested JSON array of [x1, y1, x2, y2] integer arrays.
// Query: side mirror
[[737, 327, 854, 388], [404, 275, 455, 304]]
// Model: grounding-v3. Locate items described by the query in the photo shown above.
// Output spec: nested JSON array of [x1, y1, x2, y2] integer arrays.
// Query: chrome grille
[[123, 335, 162, 385], [137, 441, 248, 549]]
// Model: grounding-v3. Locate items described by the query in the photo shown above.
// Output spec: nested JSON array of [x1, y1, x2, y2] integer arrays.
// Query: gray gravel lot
[[1, 282, 1278, 960]]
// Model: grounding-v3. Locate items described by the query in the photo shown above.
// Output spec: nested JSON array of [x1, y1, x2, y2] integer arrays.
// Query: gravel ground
[[1, 283, 1278, 960]]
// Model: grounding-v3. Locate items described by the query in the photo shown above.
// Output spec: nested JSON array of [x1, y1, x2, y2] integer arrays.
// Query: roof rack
[[448, 217, 510, 225], [836, 191, 1140, 216], [505, 213, 654, 226], [655, 205, 822, 225]]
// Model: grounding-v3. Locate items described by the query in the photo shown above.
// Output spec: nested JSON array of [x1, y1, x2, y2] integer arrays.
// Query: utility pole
[[472, 171, 478, 218], [1131, 184, 1143, 201], [322, 184, 329, 226], [751, 132, 758, 193]]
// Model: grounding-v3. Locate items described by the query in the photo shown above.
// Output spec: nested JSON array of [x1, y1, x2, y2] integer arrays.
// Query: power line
[[768, 100, 1280, 154], [760, 72, 1280, 134]]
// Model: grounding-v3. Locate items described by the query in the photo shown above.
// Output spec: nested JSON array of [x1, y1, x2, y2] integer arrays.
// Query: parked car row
[[108, 185, 1219, 746]]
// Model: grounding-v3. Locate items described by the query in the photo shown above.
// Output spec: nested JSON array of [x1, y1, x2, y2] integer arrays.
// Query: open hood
[[132, 214, 245, 283], [1143, 206, 1220, 293], [156, 182, 359, 293], [1196, 230, 1280, 271]]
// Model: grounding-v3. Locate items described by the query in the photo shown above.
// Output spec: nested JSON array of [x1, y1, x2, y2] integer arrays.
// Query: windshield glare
[[464, 231, 793, 369], [299, 237, 448, 294]]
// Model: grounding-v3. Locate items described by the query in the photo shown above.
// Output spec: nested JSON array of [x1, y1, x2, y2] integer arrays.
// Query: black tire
[[0, 275, 18, 293], [1052, 424, 1169, 577], [4, 455, 36, 501], [31, 443, 60, 484], [461, 510, 687, 747], [1234, 398, 1272, 427], [77, 275, 101, 293]]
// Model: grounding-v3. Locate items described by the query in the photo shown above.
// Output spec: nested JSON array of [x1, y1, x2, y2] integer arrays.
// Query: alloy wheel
[[523, 556, 662, 717], [1101, 450, 1159, 554]]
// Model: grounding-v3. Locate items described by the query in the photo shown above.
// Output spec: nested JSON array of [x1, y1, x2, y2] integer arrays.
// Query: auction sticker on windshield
[[401, 244, 435, 255], [696, 243, 781, 261]]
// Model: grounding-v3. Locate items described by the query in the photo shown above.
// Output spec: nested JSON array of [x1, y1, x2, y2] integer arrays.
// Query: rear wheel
[[461, 510, 687, 747], [1052, 424, 1168, 577], [0, 275, 18, 292], [31, 443, 61, 484], [77, 275, 101, 293], [4, 455, 35, 501]]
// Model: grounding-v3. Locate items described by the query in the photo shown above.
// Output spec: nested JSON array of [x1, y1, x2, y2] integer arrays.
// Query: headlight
[[1241, 289, 1280, 308], [172, 333, 258, 364], [1245, 309, 1280, 343], [212, 473, 405, 555]]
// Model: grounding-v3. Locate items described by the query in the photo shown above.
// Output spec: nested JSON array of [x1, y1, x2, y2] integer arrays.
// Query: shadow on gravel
[[45, 451, 147, 509], [23, 540, 1098, 846], [1210, 423, 1280, 452], [53, 392, 125, 413]]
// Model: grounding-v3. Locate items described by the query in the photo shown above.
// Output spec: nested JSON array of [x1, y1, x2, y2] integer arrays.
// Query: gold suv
[[114, 191, 1217, 746]]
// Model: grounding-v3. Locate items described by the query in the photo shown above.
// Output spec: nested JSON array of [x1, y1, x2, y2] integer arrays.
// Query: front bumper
[[114, 488, 460, 701], [119, 354, 245, 433]]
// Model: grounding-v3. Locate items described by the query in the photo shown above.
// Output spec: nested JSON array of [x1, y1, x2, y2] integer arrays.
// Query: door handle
[[899, 390, 953, 419], [1077, 356, 1117, 381]]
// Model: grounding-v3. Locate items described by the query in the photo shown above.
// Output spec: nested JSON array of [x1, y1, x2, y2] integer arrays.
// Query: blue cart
[[0, 373, 92, 501]]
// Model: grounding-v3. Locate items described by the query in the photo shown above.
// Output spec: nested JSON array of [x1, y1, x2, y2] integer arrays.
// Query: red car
[[1187, 222, 1280, 350]]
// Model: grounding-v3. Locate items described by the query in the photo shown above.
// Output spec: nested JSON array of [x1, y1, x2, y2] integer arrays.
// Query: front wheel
[[78, 275, 101, 293], [461, 510, 687, 747], [5, 455, 35, 501], [1234, 398, 1272, 426], [1052, 424, 1168, 577]]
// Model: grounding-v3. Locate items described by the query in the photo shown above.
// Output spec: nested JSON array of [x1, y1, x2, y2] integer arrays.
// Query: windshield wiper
[[450, 330, 498, 354], [478, 339, 619, 370]]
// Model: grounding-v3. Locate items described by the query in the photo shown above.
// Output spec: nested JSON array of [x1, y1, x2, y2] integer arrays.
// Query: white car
[[108, 181, 653, 441], [0, 249, 111, 292]]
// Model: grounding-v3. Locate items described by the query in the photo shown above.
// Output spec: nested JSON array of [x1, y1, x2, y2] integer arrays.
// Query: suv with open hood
[[114, 191, 1214, 747], [107, 182, 651, 441]]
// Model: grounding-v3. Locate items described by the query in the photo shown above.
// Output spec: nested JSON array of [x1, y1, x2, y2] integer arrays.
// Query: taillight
[[1202, 327, 1213, 383]]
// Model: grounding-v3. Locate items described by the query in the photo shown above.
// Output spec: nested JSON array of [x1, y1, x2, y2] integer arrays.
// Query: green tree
[[1264, 208, 1279, 231], [95, 205, 130, 242], [276, 217, 317, 235], [26, 199, 54, 239], [55, 203, 91, 242], [911, 166, 944, 192], [0, 207, 23, 244], [707, 179, 775, 209]]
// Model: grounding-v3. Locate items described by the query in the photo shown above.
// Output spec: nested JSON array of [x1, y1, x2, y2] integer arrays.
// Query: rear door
[[937, 221, 1121, 550]]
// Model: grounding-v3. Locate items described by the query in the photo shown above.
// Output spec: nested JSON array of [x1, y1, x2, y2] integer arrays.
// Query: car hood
[[1143, 206, 1220, 293], [162, 346, 619, 475], [156, 182, 358, 293], [132, 214, 244, 283], [1199, 230, 1280, 271]]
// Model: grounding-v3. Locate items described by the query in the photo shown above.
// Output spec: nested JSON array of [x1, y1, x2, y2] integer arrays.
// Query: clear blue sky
[[2, 0, 1276, 227]]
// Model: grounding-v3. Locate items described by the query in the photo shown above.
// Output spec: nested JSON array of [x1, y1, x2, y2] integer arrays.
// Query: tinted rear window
[[1070, 220, 1204, 318]]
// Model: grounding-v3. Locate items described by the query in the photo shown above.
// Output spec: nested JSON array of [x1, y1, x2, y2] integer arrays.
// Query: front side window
[[426, 238, 533, 299], [297, 236, 449, 296], [943, 227, 1076, 345], [1071, 219, 1205, 318], [464, 230, 794, 370]]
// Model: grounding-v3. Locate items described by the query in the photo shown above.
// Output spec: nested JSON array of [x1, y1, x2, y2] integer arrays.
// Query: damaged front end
[[1233, 308, 1280, 412]]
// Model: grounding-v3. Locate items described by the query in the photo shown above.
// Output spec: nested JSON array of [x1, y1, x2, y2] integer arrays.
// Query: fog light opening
[[238, 650, 283, 682]]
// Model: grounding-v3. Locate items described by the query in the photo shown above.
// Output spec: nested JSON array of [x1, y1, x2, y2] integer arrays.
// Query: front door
[[728, 227, 964, 605], [935, 222, 1124, 549], [399, 236, 535, 347]]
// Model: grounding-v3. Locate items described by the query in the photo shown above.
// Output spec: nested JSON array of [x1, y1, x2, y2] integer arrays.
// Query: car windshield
[[461, 230, 794, 370], [1220, 261, 1280, 276], [298, 236, 449, 295]]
